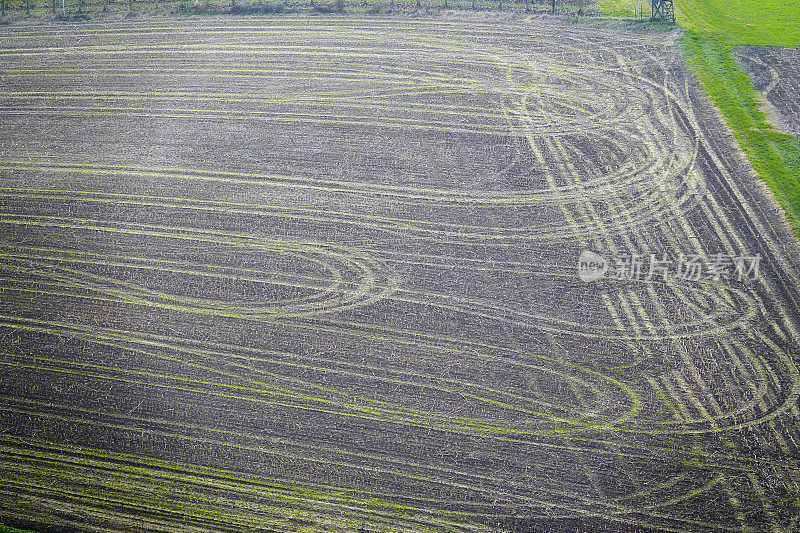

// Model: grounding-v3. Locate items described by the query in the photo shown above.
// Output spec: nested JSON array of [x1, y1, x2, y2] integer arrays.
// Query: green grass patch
[[676, 0, 800, 47], [596, 0, 800, 45], [595, 0, 634, 17], [679, 31, 800, 236], [672, 0, 800, 237], [0, 525, 38, 533]]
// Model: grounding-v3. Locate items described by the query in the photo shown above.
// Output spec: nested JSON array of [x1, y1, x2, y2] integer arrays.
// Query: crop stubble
[[1, 16, 800, 532]]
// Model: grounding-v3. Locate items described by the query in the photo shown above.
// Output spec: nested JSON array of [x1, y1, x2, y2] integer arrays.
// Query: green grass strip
[[679, 30, 800, 237], [0, 525, 38, 533], [676, 0, 800, 47]]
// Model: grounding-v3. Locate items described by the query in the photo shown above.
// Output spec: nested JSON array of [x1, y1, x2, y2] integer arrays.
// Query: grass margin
[[678, 30, 800, 237], [0, 525, 38, 533]]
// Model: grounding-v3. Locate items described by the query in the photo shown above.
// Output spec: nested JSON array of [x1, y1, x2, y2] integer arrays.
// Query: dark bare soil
[[1, 15, 800, 532], [735, 45, 800, 137]]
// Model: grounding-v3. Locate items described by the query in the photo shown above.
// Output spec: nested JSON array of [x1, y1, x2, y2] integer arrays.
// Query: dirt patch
[[735, 45, 800, 137]]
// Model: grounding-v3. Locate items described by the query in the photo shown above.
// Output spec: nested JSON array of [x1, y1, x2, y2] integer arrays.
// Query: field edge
[[0, 524, 39, 533], [678, 30, 800, 239]]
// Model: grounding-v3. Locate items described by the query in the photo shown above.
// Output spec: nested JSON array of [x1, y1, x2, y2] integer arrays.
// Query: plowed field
[[1, 16, 800, 532]]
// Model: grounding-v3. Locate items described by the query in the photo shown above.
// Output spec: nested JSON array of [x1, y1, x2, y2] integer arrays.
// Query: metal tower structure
[[651, 0, 675, 23]]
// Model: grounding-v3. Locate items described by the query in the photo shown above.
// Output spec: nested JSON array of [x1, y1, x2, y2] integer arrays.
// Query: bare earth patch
[[734, 45, 800, 137]]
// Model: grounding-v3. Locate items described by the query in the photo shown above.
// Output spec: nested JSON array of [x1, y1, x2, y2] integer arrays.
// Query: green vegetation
[[0, 0, 626, 17], [668, 0, 800, 235], [596, 0, 634, 18], [3, 14, 800, 532], [598, 0, 800, 43], [593, 0, 800, 238], [594, 0, 800, 237], [680, 32, 800, 235], [676, 0, 800, 47], [0, 525, 38, 533]]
